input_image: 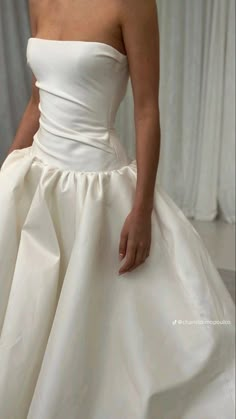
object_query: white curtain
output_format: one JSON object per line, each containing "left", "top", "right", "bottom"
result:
{"left": 116, "top": 0, "right": 235, "bottom": 223}
{"left": 0, "top": 0, "right": 31, "bottom": 161}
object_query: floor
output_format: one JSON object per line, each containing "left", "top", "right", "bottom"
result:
{"left": 190, "top": 219, "right": 235, "bottom": 303}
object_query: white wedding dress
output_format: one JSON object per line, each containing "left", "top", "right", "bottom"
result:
{"left": 0, "top": 37, "right": 235, "bottom": 419}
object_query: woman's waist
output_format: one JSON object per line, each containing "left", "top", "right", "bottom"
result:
{"left": 31, "top": 126, "right": 131, "bottom": 172}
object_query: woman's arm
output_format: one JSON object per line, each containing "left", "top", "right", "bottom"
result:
{"left": 7, "top": 0, "right": 40, "bottom": 154}
{"left": 118, "top": 0, "right": 161, "bottom": 275}
{"left": 122, "top": 0, "right": 161, "bottom": 213}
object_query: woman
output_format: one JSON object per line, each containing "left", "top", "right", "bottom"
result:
{"left": 0, "top": 0, "right": 235, "bottom": 418}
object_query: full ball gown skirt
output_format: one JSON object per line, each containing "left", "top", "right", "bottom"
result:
{"left": 0, "top": 38, "right": 235, "bottom": 419}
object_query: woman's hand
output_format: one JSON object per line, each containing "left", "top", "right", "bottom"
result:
{"left": 118, "top": 208, "right": 152, "bottom": 276}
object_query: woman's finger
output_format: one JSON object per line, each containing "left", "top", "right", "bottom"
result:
{"left": 119, "top": 232, "right": 128, "bottom": 260}
{"left": 119, "top": 239, "right": 137, "bottom": 274}
{"left": 128, "top": 244, "right": 147, "bottom": 271}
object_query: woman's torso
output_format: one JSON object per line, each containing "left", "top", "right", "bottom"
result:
{"left": 28, "top": 0, "right": 131, "bottom": 172}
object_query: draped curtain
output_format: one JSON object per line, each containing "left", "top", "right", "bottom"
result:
{"left": 0, "top": 0, "right": 31, "bottom": 161}
{"left": 0, "top": 0, "right": 235, "bottom": 223}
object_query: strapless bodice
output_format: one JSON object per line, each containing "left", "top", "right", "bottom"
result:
{"left": 26, "top": 38, "right": 132, "bottom": 171}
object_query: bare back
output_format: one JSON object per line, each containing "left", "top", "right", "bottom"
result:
{"left": 31, "top": 0, "right": 126, "bottom": 55}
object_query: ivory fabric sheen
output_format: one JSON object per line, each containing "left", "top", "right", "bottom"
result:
{"left": 0, "top": 38, "right": 235, "bottom": 419}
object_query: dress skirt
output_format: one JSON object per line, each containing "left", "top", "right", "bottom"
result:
{"left": 0, "top": 136, "right": 235, "bottom": 419}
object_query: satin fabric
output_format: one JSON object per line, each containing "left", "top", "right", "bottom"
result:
{"left": 0, "top": 38, "right": 235, "bottom": 419}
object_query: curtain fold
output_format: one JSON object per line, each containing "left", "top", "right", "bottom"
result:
{"left": 218, "top": 0, "right": 235, "bottom": 223}
{"left": 0, "top": 0, "right": 31, "bottom": 161}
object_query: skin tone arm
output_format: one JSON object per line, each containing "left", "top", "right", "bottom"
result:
{"left": 118, "top": 0, "right": 161, "bottom": 275}
{"left": 6, "top": 0, "right": 40, "bottom": 155}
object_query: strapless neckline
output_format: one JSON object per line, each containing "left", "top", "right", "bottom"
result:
{"left": 28, "top": 37, "right": 128, "bottom": 60}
